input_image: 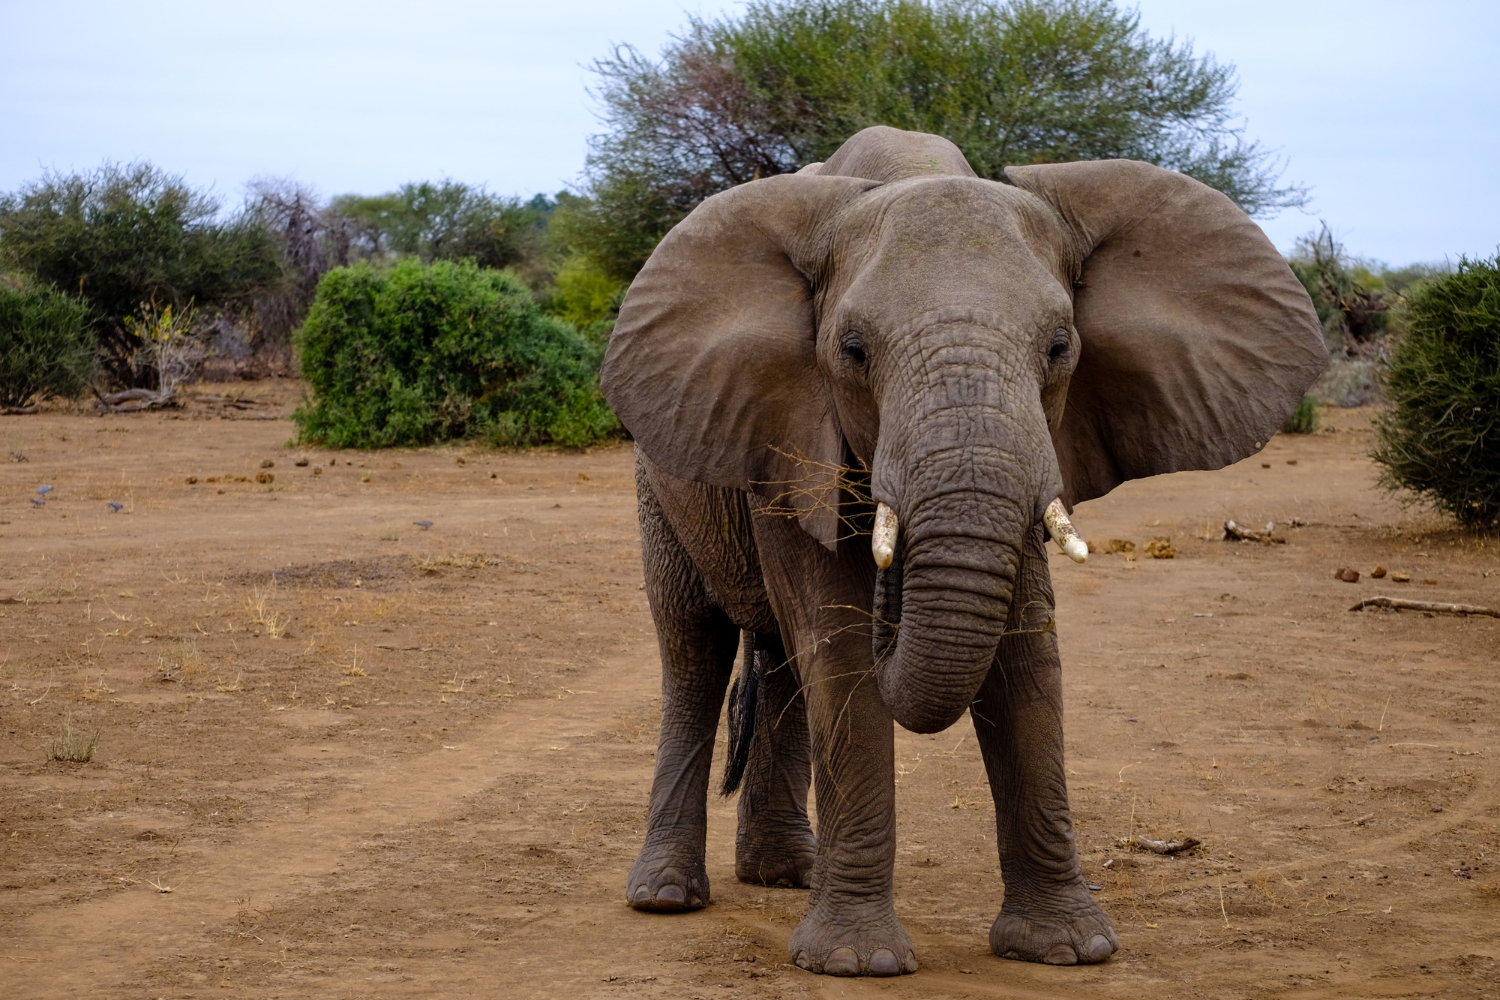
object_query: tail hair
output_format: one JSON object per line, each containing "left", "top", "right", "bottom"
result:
{"left": 720, "top": 631, "right": 767, "bottom": 796}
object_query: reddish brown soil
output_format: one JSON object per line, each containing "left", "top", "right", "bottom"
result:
{"left": 2, "top": 385, "right": 1497, "bottom": 999}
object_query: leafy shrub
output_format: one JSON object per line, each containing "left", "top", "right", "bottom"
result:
{"left": 0, "top": 275, "right": 93, "bottom": 409}
{"left": 293, "top": 259, "right": 619, "bottom": 449}
{"left": 0, "top": 162, "right": 284, "bottom": 383}
{"left": 544, "top": 253, "right": 626, "bottom": 334}
{"left": 1372, "top": 254, "right": 1500, "bottom": 527}
{"left": 1280, "top": 395, "right": 1320, "bottom": 434}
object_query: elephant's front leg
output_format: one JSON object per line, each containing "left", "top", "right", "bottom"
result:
{"left": 626, "top": 477, "right": 740, "bottom": 911}
{"left": 971, "top": 526, "right": 1118, "bottom": 964}
{"left": 753, "top": 513, "right": 917, "bottom": 977}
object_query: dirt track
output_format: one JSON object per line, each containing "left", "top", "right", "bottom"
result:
{"left": 2, "top": 383, "right": 1497, "bottom": 999}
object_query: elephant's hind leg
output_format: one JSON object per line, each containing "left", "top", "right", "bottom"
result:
{"left": 626, "top": 469, "right": 739, "bottom": 912}
{"left": 732, "top": 631, "right": 817, "bottom": 888}
{"left": 972, "top": 526, "right": 1118, "bottom": 964}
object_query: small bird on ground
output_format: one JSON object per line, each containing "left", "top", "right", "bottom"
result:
{"left": 36, "top": 485, "right": 53, "bottom": 495}
{"left": 108, "top": 501, "right": 124, "bottom": 512}
{"left": 413, "top": 519, "right": 434, "bottom": 530}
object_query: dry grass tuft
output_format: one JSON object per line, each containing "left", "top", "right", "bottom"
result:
{"left": 246, "top": 587, "right": 288, "bottom": 638}
{"left": 48, "top": 719, "right": 98, "bottom": 763}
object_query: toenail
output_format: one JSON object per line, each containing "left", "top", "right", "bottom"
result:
{"left": 903, "top": 951, "right": 919, "bottom": 973}
{"left": 823, "top": 947, "right": 860, "bottom": 976}
{"left": 1043, "top": 944, "right": 1078, "bottom": 965}
{"left": 631, "top": 885, "right": 651, "bottom": 904}
{"left": 1081, "top": 934, "right": 1114, "bottom": 962}
{"left": 655, "top": 884, "right": 685, "bottom": 905}
{"left": 868, "top": 949, "right": 900, "bottom": 976}
{"left": 794, "top": 951, "right": 812, "bottom": 970}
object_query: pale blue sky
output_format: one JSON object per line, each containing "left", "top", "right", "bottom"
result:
{"left": 2, "top": 1, "right": 1495, "bottom": 264}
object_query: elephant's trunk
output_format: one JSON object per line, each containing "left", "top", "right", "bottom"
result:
{"left": 866, "top": 335, "right": 1065, "bottom": 733}
{"left": 871, "top": 480, "right": 1030, "bottom": 734}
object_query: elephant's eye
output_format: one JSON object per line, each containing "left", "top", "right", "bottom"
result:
{"left": 1047, "top": 331, "right": 1071, "bottom": 363}
{"left": 841, "top": 337, "right": 868, "bottom": 366}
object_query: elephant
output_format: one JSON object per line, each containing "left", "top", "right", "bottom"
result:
{"left": 599, "top": 126, "right": 1326, "bottom": 977}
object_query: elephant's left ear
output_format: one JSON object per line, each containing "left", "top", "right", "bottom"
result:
{"left": 1005, "top": 160, "right": 1328, "bottom": 505}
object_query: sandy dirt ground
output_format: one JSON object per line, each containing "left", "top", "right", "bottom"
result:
{"left": 1, "top": 381, "right": 1497, "bottom": 999}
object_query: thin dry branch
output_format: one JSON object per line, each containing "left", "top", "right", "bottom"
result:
{"left": 1121, "top": 836, "right": 1201, "bottom": 855}
{"left": 752, "top": 446, "right": 875, "bottom": 541}
{"left": 1350, "top": 596, "right": 1499, "bottom": 618}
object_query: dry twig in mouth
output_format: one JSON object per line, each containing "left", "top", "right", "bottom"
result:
{"left": 1350, "top": 596, "right": 1499, "bottom": 618}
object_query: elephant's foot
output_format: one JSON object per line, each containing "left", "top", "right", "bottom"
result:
{"left": 626, "top": 839, "right": 708, "bottom": 912}
{"left": 788, "top": 897, "right": 918, "bottom": 976}
{"left": 736, "top": 826, "right": 816, "bottom": 888}
{"left": 989, "top": 888, "right": 1118, "bottom": 965}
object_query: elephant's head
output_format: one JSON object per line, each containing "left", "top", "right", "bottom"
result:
{"left": 601, "top": 126, "right": 1326, "bottom": 734}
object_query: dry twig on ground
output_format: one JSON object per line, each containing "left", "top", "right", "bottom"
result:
{"left": 1350, "top": 596, "right": 1499, "bottom": 618}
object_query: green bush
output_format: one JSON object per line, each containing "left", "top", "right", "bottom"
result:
{"left": 1372, "top": 253, "right": 1500, "bottom": 527}
{"left": 292, "top": 258, "right": 619, "bottom": 449}
{"left": 0, "top": 275, "right": 93, "bottom": 409}
{"left": 0, "top": 162, "right": 285, "bottom": 383}
{"left": 1280, "top": 395, "right": 1319, "bottom": 434}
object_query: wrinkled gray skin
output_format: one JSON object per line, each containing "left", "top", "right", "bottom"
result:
{"left": 600, "top": 127, "right": 1326, "bottom": 977}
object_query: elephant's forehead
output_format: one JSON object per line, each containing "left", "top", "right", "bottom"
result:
{"left": 837, "top": 176, "right": 1073, "bottom": 284}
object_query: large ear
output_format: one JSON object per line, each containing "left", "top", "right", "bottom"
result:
{"left": 601, "top": 174, "right": 880, "bottom": 548}
{"left": 1005, "top": 160, "right": 1328, "bottom": 506}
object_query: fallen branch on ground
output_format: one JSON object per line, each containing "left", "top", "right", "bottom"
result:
{"left": 93, "top": 387, "right": 179, "bottom": 413}
{"left": 1222, "top": 519, "right": 1285, "bottom": 544}
{"left": 1, "top": 404, "right": 39, "bottom": 415}
{"left": 1350, "top": 596, "right": 1500, "bottom": 618}
{"left": 1120, "top": 836, "right": 1201, "bottom": 855}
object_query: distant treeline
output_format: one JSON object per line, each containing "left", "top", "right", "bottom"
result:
{"left": 0, "top": 165, "right": 620, "bottom": 387}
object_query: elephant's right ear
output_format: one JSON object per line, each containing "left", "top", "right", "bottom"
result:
{"left": 601, "top": 175, "right": 880, "bottom": 548}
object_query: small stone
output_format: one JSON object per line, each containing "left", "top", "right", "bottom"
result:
{"left": 185, "top": 476, "right": 198, "bottom": 484}
{"left": 295, "top": 458, "right": 309, "bottom": 467}
{"left": 1286, "top": 459, "right": 1298, "bottom": 465}
{"left": 1261, "top": 462, "right": 1271, "bottom": 468}
{"left": 1391, "top": 571, "right": 1411, "bottom": 582}
{"left": 1334, "top": 567, "right": 1360, "bottom": 583}
{"left": 1422, "top": 578, "right": 1437, "bottom": 585}
{"left": 1370, "top": 566, "right": 1387, "bottom": 578}
{"left": 260, "top": 459, "right": 274, "bottom": 468}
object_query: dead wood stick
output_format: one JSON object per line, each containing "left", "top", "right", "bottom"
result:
{"left": 1121, "top": 836, "right": 1201, "bottom": 855}
{"left": 1350, "top": 596, "right": 1500, "bottom": 618}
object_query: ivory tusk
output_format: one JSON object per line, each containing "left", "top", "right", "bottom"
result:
{"left": 872, "top": 502, "right": 898, "bottom": 569}
{"left": 1044, "top": 498, "right": 1088, "bottom": 563}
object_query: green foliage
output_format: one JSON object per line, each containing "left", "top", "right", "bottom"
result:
{"left": 293, "top": 259, "right": 619, "bottom": 449}
{"left": 0, "top": 162, "right": 285, "bottom": 382}
{"left": 1280, "top": 395, "right": 1319, "bottom": 435}
{"left": 332, "top": 182, "right": 554, "bottom": 282}
{"left": 575, "top": 0, "right": 1306, "bottom": 281}
{"left": 1372, "top": 254, "right": 1500, "bottom": 527}
{"left": 545, "top": 254, "right": 627, "bottom": 333}
{"left": 0, "top": 274, "right": 94, "bottom": 409}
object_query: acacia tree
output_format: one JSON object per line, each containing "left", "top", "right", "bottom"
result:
{"left": 565, "top": 0, "right": 1307, "bottom": 281}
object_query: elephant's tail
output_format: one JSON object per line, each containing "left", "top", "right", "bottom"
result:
{"left": 720, "top": 630, "right": 772, "bottom": 796}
